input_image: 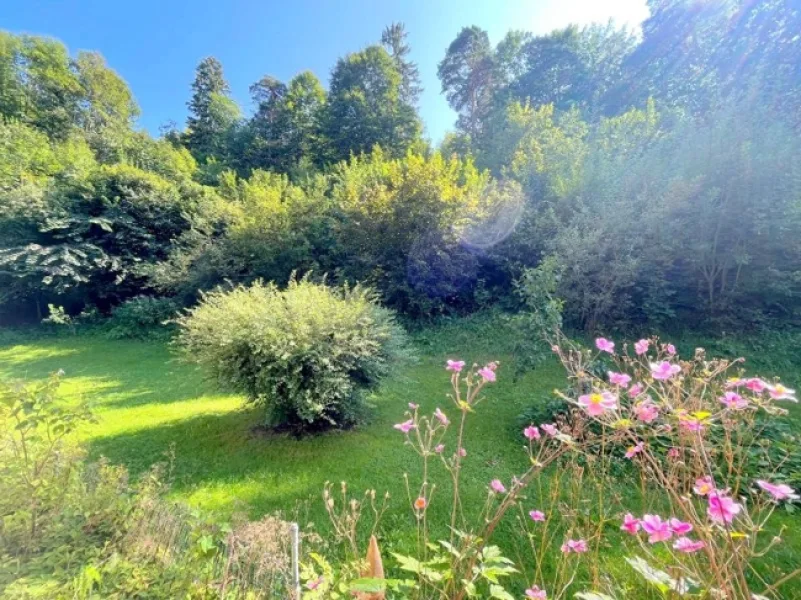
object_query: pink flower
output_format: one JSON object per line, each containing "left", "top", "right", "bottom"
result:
{"left": 529, "top": 510, "right": 546, "bottom": 522}
{"left": 446, "top": 360, "right": 465, "bottom": 373}
{"left": 608, "top": 371, "right": 631, "bottom": 388}
{"left": 679, "top": 419, "right": 704, "bottom": 433}
{"left": 524, "top": 425, "right": 541, "bottom": 441}
{"left": 666, "top": 343, "right": 676, "bottom": 355}
{"left": 669, "top": 518, "right": 693, "bottom": 535}
{"left": 560, "top": 539, "right": 588, "bottom": 553}
{"left": 525, "top": 585, "right": 547, "bottom": 599}
{"left": 541, "top": 423, "right": 558, "bottom": 437}
{"left": 433, "top": 407, "right": 449, "bottom": 426}
{"left": 434, "top": 444, "right": 445, "bottom": 453}
{"left": 650, "top": 361, "right": 681, "bottom": 380}
{"left": 578, "top": 391, "right": 618, "bottom": 416}
{"left": 768, "top": 383, "right": 797, "bottom": 402}
{"left": 595, "top": 338, "right": 615, "bottom": 353}
{"left": 635, "top": 339, "right": 650, "bottom": 355}
{"left": 641, "top": 515, "right": 672, "bottom": 543}
{"left": 307, "top": 576, "right": 324, "bottom": 590}
{"left": 757, "top": 480, "right": 800, "bottom": 501}
{"left": 490, "top": 479, "right": 506, "bottom": 494}
{"left": 633, "top": 400, "right": 659, "bottom": 423}
{"left": 673, "top": 537, "right": 705, "bottom": 553}
{"left": 625, "top": 441, "right": 644, "bottom": 459}
{"left": 458, "top": 447, "right": 467, "bottom": 457}
{"left": 667, "top": 447, "right": 680, "bottom": 459}
{"left": 478, "top": 366, "right": 496, "bottom": 382}
{"left": 628, "top": 382, "right": 645, "bottom": 398}
{"left": 621, "top": 513, "right": 640, "bottom": 535}
{"left": 707, "top": 492, "right": 742, "bottom": 524}
{"left": 393, "top": 419, "right": 415, "bottom": 433}
{"left": 693, "top": 476, "right": 715, "bottom": 496}
{"left": 719, "top": 391, "right": 748, "bottom": 410}
{"left": 408, "top": 403, "right": 419, "bottom": 410}
{"left": 745, "top": 378, "right": 768, "bottom": 393}
{"left": 726, "top": 378, "right": 746, "bottom": 389}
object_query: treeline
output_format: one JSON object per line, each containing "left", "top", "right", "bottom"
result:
{"left": 2, "top": 0, "right": 801, "bottom": 331}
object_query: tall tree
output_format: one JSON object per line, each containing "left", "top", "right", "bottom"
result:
{"left": 324, "top": 45, "right": 422, "bottom": 162}
{"left": 0, "top": 34, "right": 83, "bottom": 141}
{"left": 510, "top": 23, "right": 636, "bottom": 114}
{"left": 73, "top": 51, "right": 140, "bottom": 161}
{"left": 381, "top": 22, "right": 422, "bottom": 105}
{"left": 185, "top": 57, "right": 241, "bottom": 162}
{"left": 242, "top": 71, "right": 327, "bottom": 172}
{"left": 438, "top": 26, "right": 496, "bottom": 139}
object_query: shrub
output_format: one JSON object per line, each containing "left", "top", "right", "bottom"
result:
{"left": 176, "top": 276, "right": 410, "bottom": 431}
{"left": 105, "top": 295, "right": 179, "bottom": 339}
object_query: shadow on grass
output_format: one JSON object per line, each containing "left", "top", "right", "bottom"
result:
{"left": 0, "top": 336, "right": 215, "bottom": 409}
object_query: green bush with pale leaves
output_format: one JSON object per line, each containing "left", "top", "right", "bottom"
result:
{"left": 176, "top": 276, "right": 410, "bottom": 431}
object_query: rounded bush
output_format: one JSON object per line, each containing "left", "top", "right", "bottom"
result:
{"left": 176, "top": 277, "right": 409, "bottom": 432}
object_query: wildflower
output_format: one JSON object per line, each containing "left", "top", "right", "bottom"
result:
{"left": 628, "top": 382, "right": 645, "bottom": 398}
{"left": 524, "top": 425, "right": 541, "bottom": 441}
{"left": 434, "top": 444, "right": 445, "bottom": 453}
{"left": 669, "top": 518, "right": 693, "bottom": 535}
{"left": 414, "top": 497, "right": 427, "bottom": 510}
{"left": 719, "top": 391, "right": 748, "bottom": 410}
{"left": 490, "top": 479, "right": 506, "bottom": 494}
{"left": 578, "top": 391, "right": 618, "bottom": 416}
{"left": 673, "top": 537, "right": 705, "bottom": 553}
{"left": 595, "top": 338, "right": 615, "bottom": 353}
{"left": 625, "top": 441, "right": 644, "bottom": 459}
{"left": 666, "top": 344, "right": 676, "bottom": 355}
{"left": 561, "top": 539, "right": 588, "bottom": 553}
{"left": 478, "top": 366, "right": 496, "bottom": 382}
{"left": 650, "top": 361, "right": 681, "bottom": 380}
{"left": 768, "top": 383, "right": 797, "bottom": 402}
{"left": 433, "top": 407, "right": 449, "bottom": 426}
{"left": 393, "top": 419, "right": 415, "bottom": 433}
{"left": 541, "top": 423, "right": 558, "bottom": 437}
{"left": 525, "top": 585, "right": 547, "bottom": 599}
{"left": 641, "top": 515, "right": 672, "bottom": 543}
{"left": 307, "top": 576, "right": 324, "bottom": 590}
{"left": 693, "top": 476, "right": 715, "bottom": 496}
{"left": 458, "top": 447, "right": 467, "bottom": 457}
{"left": 608, "top": 371, "right": 631, "bottom": 388}
{"left": 635, "top": 339, "right": 650, "bottom": 355}
{"left": 745, "top": 378, "right": 768, "bottom": 393}
{"left": 408, "top": 403, "right": 419, "bottom": 410}
{"left": 726, "top": 378, "right": 746, "bottom": 389}
{"left": 757, "top": 480, "right": 800, "bottom": 501}
{"left": 667, "top": 447, "right": 680, "bottom": 459}
{"left": 621, "top": 513, "right": 641, "bottom": 535}
{"left": 529, "top": 510, "right": 546, "bottom": 522}
{"left": 707, "top": 492, "right": 742, "bottom": 524}
{"left": 446, "top": 360, "right": 465, "bottom": 373}
{"left": 633, "top": 400, "right": 659, "bottom": 423}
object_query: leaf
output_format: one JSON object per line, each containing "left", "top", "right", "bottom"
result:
{"left": 489, "top": 584, "right": 515, "bottom": 600}
{"left": 349, "top": 578, "right": 386, "bottom": 593}
{"left": 625, "top": 556, "right": 698, "bottom": 595}
{"left": 575, "top": 593, "right": 617, "bottom": 600}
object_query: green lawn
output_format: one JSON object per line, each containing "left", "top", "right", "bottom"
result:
{"left": 1, "top": 327, "right": 800, "bottom": 596}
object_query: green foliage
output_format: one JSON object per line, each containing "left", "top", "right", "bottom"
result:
{"left": 0, "top": 371, "right": 95, "bottom": 553}
{"left": 331, "top": 148, "right": 514, "bottom": 317}
{"left": 176, "top": 277, "right": 410, "bottom": 431}
{"left": 325, "top": 45, "right": 423, "bottom": 162}
{"left": 104, "top": 296, "right": 179, "bottom": 340}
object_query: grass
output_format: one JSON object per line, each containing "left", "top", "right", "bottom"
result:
{"left": 1, "top": 320, "right": 800, "bottom": 596}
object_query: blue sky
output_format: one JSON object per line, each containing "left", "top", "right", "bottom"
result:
{"left": 4, "top": 0, "right": 649, "bottom": 143}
